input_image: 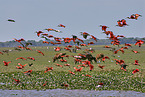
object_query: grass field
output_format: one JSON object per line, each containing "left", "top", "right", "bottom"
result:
{"left": 0, "top": 44, "right": 145, "bottom": 92}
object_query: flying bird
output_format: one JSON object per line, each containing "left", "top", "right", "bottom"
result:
{"left": 36, "top": 50, "right": 44, "bottom": 56}
{"left": 58, "top": 24, "right": 65, "bottom": 28}
{"left": 8, "top": 19, "right": 15, "bottom": 22}
{"left": 99, "top": 25, "right": 109, "bottom": 32}
{"left": 74, "top": 67, "right": 83, "bottom": 71}
{"left": 132, "top": 69, "right": 139, "bottom": 74}
{"left": 3, "top": 61, "right": 11, "bottom": 66}
{"left": 98, "top": 64, "right": 105, "bottom": 69}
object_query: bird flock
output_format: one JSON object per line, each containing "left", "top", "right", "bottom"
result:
{"left": 1, "top": 13, "right": 144, "bottom": 87}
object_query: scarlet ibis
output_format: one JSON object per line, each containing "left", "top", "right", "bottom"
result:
{"left": 120, "top": 64, "right": 128, "bottom": 71}
{"left": 132, "top": 69, "right": 139, "bottom": 74}
{"left": 68, "top": 70, "right": 75, "bottom": 75}
{"left": 98, "top": 64, "right": 105, "bottom": 69}
{"left": 12, "top": 78, "right": 20, "bottom": 84}
{"left": 58, "top": 24, "right": 65, "bottom": 28}
{"left": 133, "top": 60, "right": 140, "bottom": 65}
{"left": 132, "top": 50, "right": 139, "bottom": 54}
{"left": 24, "top": 70, "right": 32, "bottom": 73}
{"left": 82, "top": 74, "right": 92, "bottom": 77}
{"left": 99, "top": 25, "right": 109, "bottom": 32}
{"left": 36, "top": 50, "right": 44, "bottom": 56}
{"left": 44, "top": 67, "right": 53, "bottom": 73}
{"left": 35, "top": 31, "right": 43, "bottom": 37}
{"left": 74, "top": 67, "right": 83, "bottom": 71}
{"left": 3, "top": 61, "right": 11, "bottom": 66}
{"left": 16, "top": 57, "right": 26, "bottom": 60}
{"left": 80, "top": 32, "right": 90, "bottom": 39}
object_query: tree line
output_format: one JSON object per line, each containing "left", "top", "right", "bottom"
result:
{"left": 0, "top": 37, "right": 144, "bottom": 47}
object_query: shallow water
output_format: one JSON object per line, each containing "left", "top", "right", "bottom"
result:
{"left": 0, "top": 89, "right": 145, "bottom": 97}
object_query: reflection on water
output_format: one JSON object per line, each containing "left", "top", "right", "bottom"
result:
{"left": 0, "top": 89, "right": 145, "bottom": 97}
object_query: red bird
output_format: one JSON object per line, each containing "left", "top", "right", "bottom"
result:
{"left": 13, "top": 38, "right": 25, "bottom": 43}
{"left": 27, "top": 57, "right": 35, "bottom": 61}
{"left": 132, "top": 69, "right": 139, "bottom": 74}
{"left": 82, "top": 74, "right": 92, "bottom": 77}
{"left": 132, "top": 50, "right": 139, "bottom": 54}
{"left": 35, "top": 31, "right": 43, "bottom": 37}
{"left": 135, "top": 40, "right": 144, "bottom": 47}
{"left": 80, "top": 32, "right": 90, "bottom": 39}
{"left": 69, "top": 70, "right": 75, "bottom": 75}
{"left": 16, "top": 57, "right": 26, "bottom": 60}
{"left": 3, "top": 61, "right": 11, "bottom": 66}
{"left": 104, "top": 45, "right": 111, "bottom": 48}
{"left": 60, "top": 59, "right": 67, "bottom": 62}
{"left": 55, "top": 63, "right": 63, "bottom": 67}
{"left": 0, "top": 52, "right": 4, "bottom": 55}
{"left": 64, "top": 47, "right": 71, "bottom": 52}
{"left": 43, "top": 81, "right": 47, "bottom": 86}
{"left": 24, "top": 70, "right": 32, "bottom": 73}
{"left": 36, "top": 50, "right": 44, "bottom": 56}
{"left": 18, "top": 63, "right": 27, "bottom": 68}
{"left": 74, "top": 67, "right": 83, "bottom": 71}
{"left": 126, "top": 14, "right": 136, "bottom": 19}
{"left": 133, "top": 60, "right": 140, "bottom": 65}
{"left": 44, "top": 67, "right": 53, "bottom": 73}
{"left": 133, "top": 14, "right": 142, "bottom": 20}
{"left": 89, "top": 64, "right": 94, "bottom": 71}
{"left": 98, "top": 64, "right": 105, "bottom": 69}
{"left": 102, "top": 56, "right": 110, "bottom": 62}
{"left": 125, "top": 43, "right": 132, "bottom": 47}
{"left": 12, "top": 78, "right": 20, "bottom": 84}
{"left": 90, "top": 35, "right": 97, "bottom": 42}
{"left": 100, "top": 25, "right": 109, "bottom": 32}
{"left": 54, "top": 47, "right": 61, "bottom": 51}
{"left": 43, "top": 41, "right": 49, "bottom": 44}
{"left": 58, "top": 24, "right": 65, "bottom": 28}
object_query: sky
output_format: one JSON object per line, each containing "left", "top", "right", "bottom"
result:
{"left": 0, "top": 0, "right": 145, "bottom": 42}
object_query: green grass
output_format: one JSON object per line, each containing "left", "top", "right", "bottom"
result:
{"left": 0, "top": 44, "right": 145, "bottom": 92}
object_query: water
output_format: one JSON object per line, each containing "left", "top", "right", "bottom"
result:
{"left": 0, "top": 89, "right": 145, "bottom": 97}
